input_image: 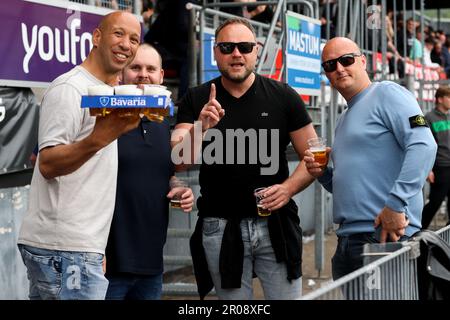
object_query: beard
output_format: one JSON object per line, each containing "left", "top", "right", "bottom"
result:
{"left": 218, "top": 64, "right": 254, "bottom": 83}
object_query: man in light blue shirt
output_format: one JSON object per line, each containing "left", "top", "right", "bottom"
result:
{"left": 305, "top": 37, "right": 437, "bottom": 280}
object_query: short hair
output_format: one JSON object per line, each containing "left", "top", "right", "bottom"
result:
{"left": 140, "top": 43, "right": 163, "bottom": 68}
{"left": 425, "top": 37, "right": 435, "bottom": 45}
{"left": 215, "top": 17, "right": 256, "bottom": 40}
{"left": 435, "top": 86, "right": 450, "bottom": 100}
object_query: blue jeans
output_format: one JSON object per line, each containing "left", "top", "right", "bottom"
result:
{"left": 332, "top": 233, "right": 409, "bottom": 280}
{"left": 18, "top": 244, "right": 108, "bottom": 300}
{"left": 105, "top": 273, "right": 163, "bottom": 300}
{"left": 202, "top": 217, "right": 302, "bottom": 300}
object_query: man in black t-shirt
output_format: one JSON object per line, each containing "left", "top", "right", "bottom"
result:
{"left": 105, "top": 44, "right": 194, "bottom": 300}
{"left": 173, "top": 18, "right": 318, "bottom": 300}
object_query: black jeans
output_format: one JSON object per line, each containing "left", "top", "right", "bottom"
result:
{"left": 332, "top": 233, "right": 409, "bottom": 280}
{"left": 332, "top": 233, "right": 377, "bottom": 280}
{"left": 422, "top": 166, "right": 450, "bottom": 229}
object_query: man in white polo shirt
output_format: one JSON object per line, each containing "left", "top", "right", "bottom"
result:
{"left": 17, "top": 11, "right": 141, "bottom": 300}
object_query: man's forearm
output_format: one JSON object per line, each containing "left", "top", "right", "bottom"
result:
{"left": 38, "top": 136, "right": 105, "bottom": 179}
{"left": 282, "top": 160, "right": 315, "bottom": 197}
{"left": 172, "top": 122, "right": 204, "bottom": 171}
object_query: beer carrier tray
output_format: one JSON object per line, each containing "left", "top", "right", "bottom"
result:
{"left": 81, "top": 95, "right": 174, "bottom": 116}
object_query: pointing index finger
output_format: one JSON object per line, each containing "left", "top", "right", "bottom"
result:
{"left": 209, "top": 83, "right": 216, "bottom": 101}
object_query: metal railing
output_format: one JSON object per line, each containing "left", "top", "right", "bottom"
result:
{"left": 435, "top": 224, "right": 450, "bottom": 244}
{"left": 302, "top": 225, "right": 450, "bottom": 300}
{"left": 301, "top": 242, "right": 420, "bottom": 300}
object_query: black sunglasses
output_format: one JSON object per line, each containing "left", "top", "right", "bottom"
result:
{"left": 215, "top": 42, "right": 256, "bottom": 54}
{"left": 321, "top": 53, "right": 362, "bottom": 72}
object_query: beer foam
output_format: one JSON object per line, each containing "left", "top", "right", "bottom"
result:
{"left": 143, "top": 84, "right": 167, "bottom": 95}
{"left": 88, "top": 85, "right": 114, "bottom": 96}
{"left": 114, "top": 85, "right": 143, "bottom": 95}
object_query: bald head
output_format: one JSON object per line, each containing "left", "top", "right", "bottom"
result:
{"left": 139, "top": 43, "right": 162, "bottom": 69}
{"left": 322, "top": 37, "right": 360, "bottom": 61}
{"left": 321, "top": 37, "right": 371, "bottom": 101}
{"left": 98, "top": 11, "right": 140, "bottom": 34}
{"left": 84, "top": 11, "right": 141, "bottom": 83}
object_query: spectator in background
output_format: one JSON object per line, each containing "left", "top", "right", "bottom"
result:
{"left": 436, "top": 30, "right": 447, "bottom": 46}
{"left": 396, "top": 18, "right": 416, "bottom": 58}
{"left": 241, "top": 0, "right": 274, "bottom": 24}
{"left": 385, "top": 13, "right": 403, "bottom": 75}
{"left": 431, "top": 41, "right": 450, "bottom": 78}
{"left": 431, "top": 41, "right": 444, "bottom": 65}
{"left": 422, "top": 86, "right": 450, "bottom": 229}
{"left": 445, "top": 37, "right": 450, "bottom": 78}
{"left": 424, "top": 37, "right": 442, "bottom": 70}
{"left": 320, "top": 0, "right": 337, "bottom": 39}
{"left": 423, "top": 24, "right": 432, "bottom": 38}
{"left": 141, "top": 0, "right": 155, "bottom": 34}
{"left": 409, "top": 28, "right": 423, "bottom": 63}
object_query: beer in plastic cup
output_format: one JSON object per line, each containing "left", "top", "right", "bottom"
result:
{"left": 170, "top": 179, "right": 188, "bottom": 209}
{"left": 307, "top": 137, "right": 328, "bottom": 167}
{"left": 254, "top": 187, "right": 271, "bottom": 217}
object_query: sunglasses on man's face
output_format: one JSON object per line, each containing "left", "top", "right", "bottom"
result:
{"left": 321, "top": 53, "right": 362, "bottom": 72}
{"left": 215, "top": 42, "right": 256, "bottom": 54}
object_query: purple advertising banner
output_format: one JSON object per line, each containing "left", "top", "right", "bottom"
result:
{"left": 0, "top": 0, "right": 113, "bottom": 87}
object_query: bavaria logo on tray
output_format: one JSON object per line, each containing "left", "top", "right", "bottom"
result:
{"left": 110, "top": 96, "right": 146, "bottom": 107}
{"left": 81, "top": 95, "right": 166, "bottom": 108}
{"left": 99, "top": 97, "right": 109, "bottom": 107}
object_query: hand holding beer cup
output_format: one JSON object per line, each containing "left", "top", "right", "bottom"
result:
{"left": 90, "top": 108, "right": 141, "bottom": 147}
{"left": 254, "top": 187, "right": 271, "bottom": 217}
{"left": 167, "top": 179, "right": 194, "bottom": 213}
{"left": 304, "top": 137, "right": 330, "bottom": 177}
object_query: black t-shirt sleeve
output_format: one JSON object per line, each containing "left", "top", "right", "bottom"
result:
{"left": 283, "top": 83, "right": 312, "bottom": 132}
{"left": 176, "top": 88, "right": 196, "bottom": 124}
